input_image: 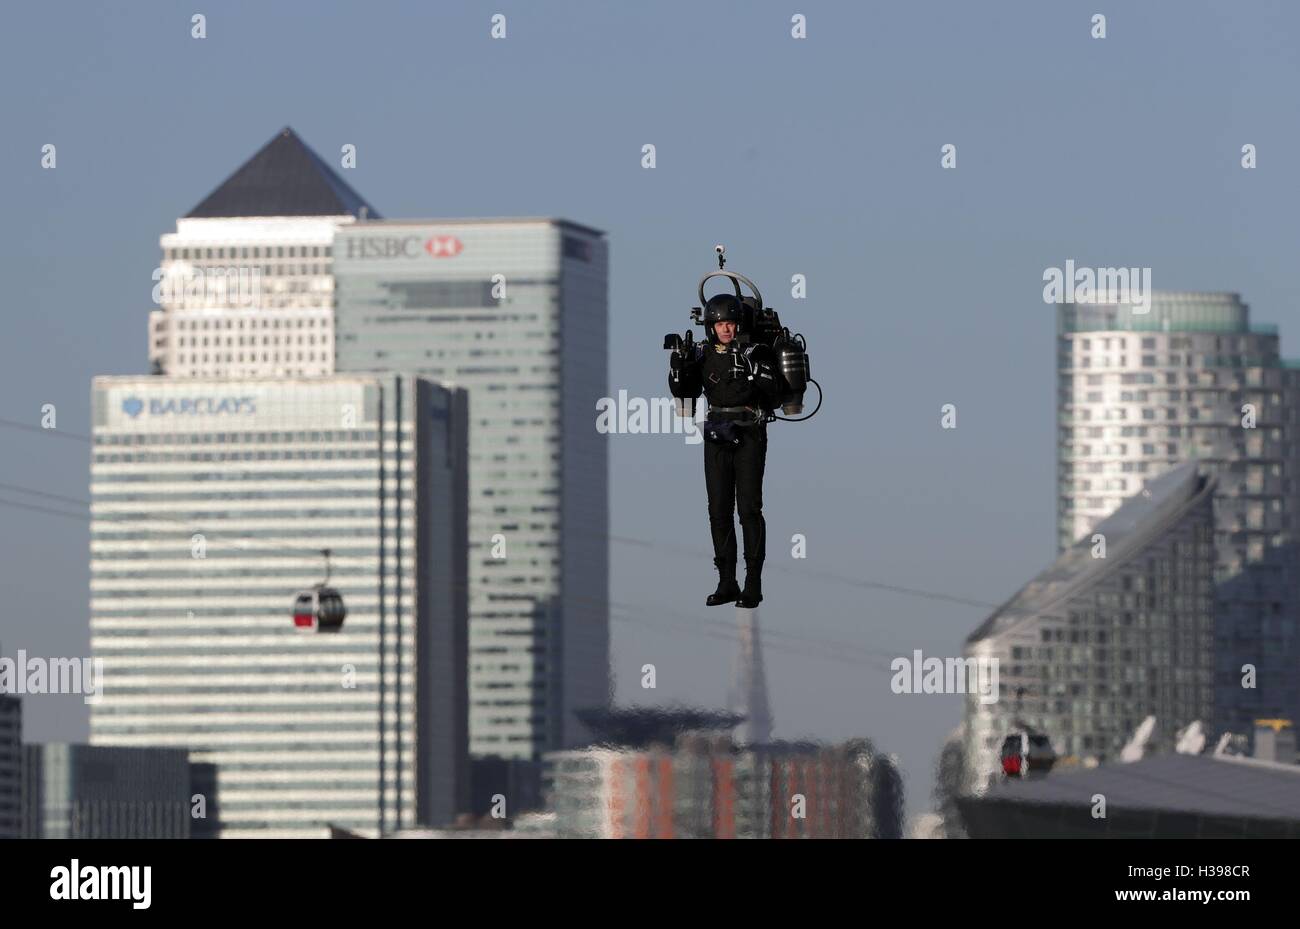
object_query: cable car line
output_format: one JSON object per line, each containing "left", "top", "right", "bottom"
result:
{"left": 0, "top": 466, "right": 995, "bottom": 654}
{"left": 0, "top": 486, "right": 954, "bottom": 668}
{"left": 610, "top": 534, "right": 998, "bottom": 608}
{"left": 0, "top": 494, "right": 90, "bottom": 522}
{"left": 0, "top": 417, "right": 92, "bottom": 442}
{"left": 0, "top": 418, "right": 996, "bottom": 610}
{"left": 0, "top": 453, "right": 996, "bottom": 612}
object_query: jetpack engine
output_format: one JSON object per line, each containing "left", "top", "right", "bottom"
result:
{"left": 664, "top": 245, "right": 821, "bottom": 423}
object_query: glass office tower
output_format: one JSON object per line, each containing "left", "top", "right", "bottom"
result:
{"left": 333, "top": 219, "right": 609, "bottom": 760}
{"left": 22, "top": 743, "right": 191, "bottom": 839}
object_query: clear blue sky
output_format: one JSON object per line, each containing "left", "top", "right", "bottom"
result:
{"left": 3, "top": 0, "right": 1299, "bottom": 821}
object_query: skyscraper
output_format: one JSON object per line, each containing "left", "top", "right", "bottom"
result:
{"left": 148, "top": 127, "right": 377, "bottom": 379}
{"left": 88, "top": 375, "right": 469, "bottom": 836}
{"left": 966, "top": 462, "right": 1218, "bottom": 782}
{"left": 0, "top": 692, "right": 19, "bottom": 839}
{"left": 332, "top": 219, "right": 610, "bottom": 759}
{"left": 1056, "top": 294, "right": 1300, "bottom": 735}
{"left": 23, "top": 744, "right": 192, "bottom": 839}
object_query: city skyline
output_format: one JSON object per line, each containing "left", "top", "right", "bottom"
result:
{"left": 6, "top": 1, "right": 1300, "bottom": 825}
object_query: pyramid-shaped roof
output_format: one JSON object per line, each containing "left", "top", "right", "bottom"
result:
{"left": 185, "top": 127, "right": 380, "bottom": 219}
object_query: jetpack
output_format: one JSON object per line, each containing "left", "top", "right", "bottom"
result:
{"left": 664, "top": 245, "right": 822, "bottom": 423}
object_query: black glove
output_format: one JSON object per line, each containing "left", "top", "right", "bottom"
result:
{"left": 669, "top": 345, "right": 703, "bottom": 401}
{"left": 669, "top": 345, "right": 702, "bottom": 372}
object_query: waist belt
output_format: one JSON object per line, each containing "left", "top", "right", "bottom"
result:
{"left": 707, "top": 405, "right": 764, "bottom": 422}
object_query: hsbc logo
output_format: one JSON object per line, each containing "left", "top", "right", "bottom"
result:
{"left": 424, "top": 236, "right": 462, "bottom": 257}
{"left": 344, "top": 235, "right": 464, "bottom": 260}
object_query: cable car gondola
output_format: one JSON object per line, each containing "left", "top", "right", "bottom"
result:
{"left": 292, "top": 549, "right": 347, "bottom": 633}
{"left": 1000, "top": 728, "right": 1056, "bottom": 778}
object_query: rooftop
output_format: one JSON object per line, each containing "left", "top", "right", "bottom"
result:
{"left": 972, "top": 751, "right": 1300, "bottom": 821}
{"left": 1057, "top": 292, "right": 1263, "bottom": 334}
{"left": 186, "top": 127, "right": 379, "bottom": 220}
{"left": 337, "top": 216, "right": 606, "bottom": 237}
{"left": 968, "top": 462, "right": 1215, "bottom": 644}
{"left": 574, "top": 705, "right": 743, "bottom": 748}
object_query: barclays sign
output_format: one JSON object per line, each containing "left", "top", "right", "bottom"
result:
{"left": 122, "top": 396, "right": 256, "bottom": 417}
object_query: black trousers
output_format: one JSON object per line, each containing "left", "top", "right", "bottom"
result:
{"left": 703, "top": 421, "right": 767, "bottom": 574}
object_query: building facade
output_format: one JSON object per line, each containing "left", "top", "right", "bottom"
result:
{"left": 147, "top": 127, "right": 377, "bottom": 379}
{"left": 546, "top": 734, "right": 903, "bottom": 839}
{"left": 966, "top": 462, "right": 1218, "bottom": 783}
{"left": 0, "top": 694, "right": 19, "bottom": 839}
{"left": 88, "top": 374, "right": 468, "bottom": 837}
{"left": 22, "top": 744, "right": 191, "bottom": 839}
{"left": 1056, "top": 294, "right": 1300, "bottom": 735}
{"left": 333, "top": 219, "right": 609, "bottom": 759}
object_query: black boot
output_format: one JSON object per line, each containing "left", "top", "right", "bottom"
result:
{"left": 736, "top": 561, "right": 763, "bottom": 608}
{"left": 707, "top": 560, "right": 741, "bottom": 606}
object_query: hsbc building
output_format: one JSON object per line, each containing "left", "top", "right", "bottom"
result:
{"left": 333, "top": 218, "right": 609, "bottom": 761}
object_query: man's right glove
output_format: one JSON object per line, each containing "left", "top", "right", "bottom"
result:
{"left": 669, "top": 345, "right": 702, "bottom": 372}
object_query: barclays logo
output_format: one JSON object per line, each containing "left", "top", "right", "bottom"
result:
{"left": 120, "top": 396, "right": 256, "bottom": 418}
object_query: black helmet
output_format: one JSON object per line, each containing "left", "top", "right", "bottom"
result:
{"left": 703, "top": 293, "right": 744, "bottom": 342}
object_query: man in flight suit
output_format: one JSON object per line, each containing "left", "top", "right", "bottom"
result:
{"left": 669, "top": 292, "right": 784, "bottom": 608}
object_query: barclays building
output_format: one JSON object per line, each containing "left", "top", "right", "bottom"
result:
{"left": 88, "top": 374, "right": 469, "bottom": 837}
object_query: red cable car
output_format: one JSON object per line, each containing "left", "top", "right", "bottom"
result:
{"left": 293, "top": 549, "right": 347, "bottom": 633}
{"left": 1000, "top": 730, "right": 1057, "bottom": 778}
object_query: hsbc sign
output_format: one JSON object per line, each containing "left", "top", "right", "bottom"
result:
{"left": 344, "top": 235, "right": 465, "bottom": 260}
{"left": 424, "top": 235, "right": 463, "bottom": 257}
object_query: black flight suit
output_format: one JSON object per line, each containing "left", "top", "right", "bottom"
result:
{"left": 675, "top": 339, "right": 784, "bottom": 600}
